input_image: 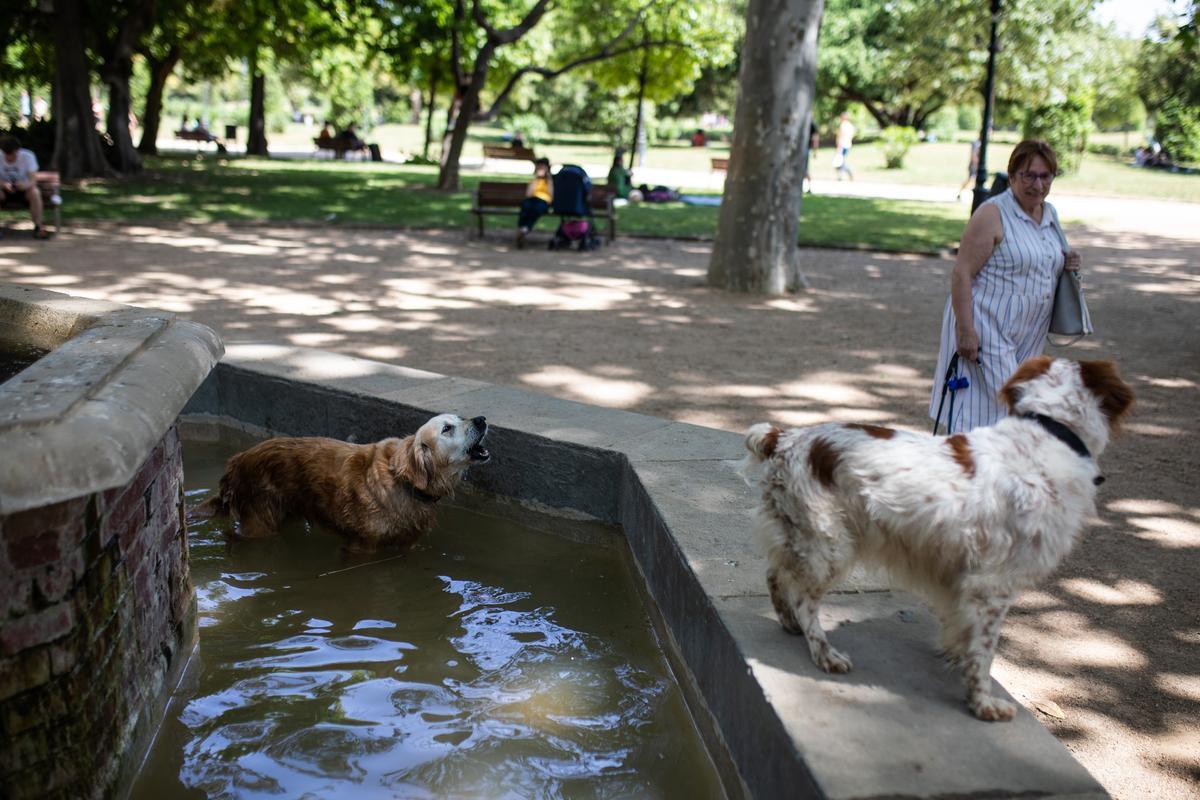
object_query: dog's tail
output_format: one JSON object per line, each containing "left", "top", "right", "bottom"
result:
{"left": 744, "top": 423, "right": 783, "bottom": 462}
{"left": 738, "top": 423, "right": 784, "bottom": 487}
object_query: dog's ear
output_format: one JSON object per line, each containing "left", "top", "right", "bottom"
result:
{"left": 397, "top": 436, "right": 434, "bottom": 491}
{"left": 1078, "top": 360, "right": 1135, "bottom": 431}
{"left": 999, "top": 355, "right": 1055, "bottom": 411}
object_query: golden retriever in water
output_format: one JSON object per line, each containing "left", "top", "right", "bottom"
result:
{"left": 197, "top": 414, "right": 490, "bottom": 550}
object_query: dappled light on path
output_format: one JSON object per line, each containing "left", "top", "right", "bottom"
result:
{"left": 2, "top": 221, "right": 1198, "bottom": 797}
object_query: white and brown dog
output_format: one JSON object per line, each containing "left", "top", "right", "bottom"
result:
{"left": 740, "top": 357, "right": 1134, "bottom": 721}
{"left": 197, "top": 414, "right": 490, "bottom": 551}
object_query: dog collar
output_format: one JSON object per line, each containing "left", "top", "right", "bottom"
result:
{"left": 403, "top": 482, "right": 441, "bottom": 504}
{"left": 1020, "top": 413, "right": 1105, "bottom": 486}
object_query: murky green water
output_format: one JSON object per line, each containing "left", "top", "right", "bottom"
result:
{"left": 134, "top": 433, "right": 724, "bottom": 799}
{"left": 0, "top": 342, "right": 48, "bottom": 385}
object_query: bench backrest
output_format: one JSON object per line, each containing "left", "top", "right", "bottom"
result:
{"left": 483, "top": 144, "right": 536, "bottom": 159}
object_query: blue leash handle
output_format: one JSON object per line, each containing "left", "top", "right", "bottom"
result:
{"left": 933, "top": 353, "right": 972, "bottom": 435}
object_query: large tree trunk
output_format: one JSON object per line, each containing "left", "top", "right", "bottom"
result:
{"left": 423, "top": 71, "right": 437, "bottom": 161}
{"left": 708, "top": 0, "right": 825, "bottom": 294}
{"left": 629, "top": 41, "right": 648, "bottom": 170}
{"left": 104, "top": 57, "right": 142, "bottom": 174}
{"left": 51, "top": 0, "right": 112, "bottom": 179}
{"left": 246, "top": 51, "right": 269, "bottom": 157}
{"left": 139, "top": 46, "right": 180, "bottom": 155}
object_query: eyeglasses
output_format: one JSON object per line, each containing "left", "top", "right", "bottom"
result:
{"left": 1017, "top": 170, "right": 1058, "bottom": 185}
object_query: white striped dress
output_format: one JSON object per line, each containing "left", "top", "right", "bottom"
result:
{"left": 929, "top": 189, "right": 1065, "bottom": 433}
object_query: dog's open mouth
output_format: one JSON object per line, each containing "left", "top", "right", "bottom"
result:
{"left": 468, "top": 443, "right": 490, "bottom": 461}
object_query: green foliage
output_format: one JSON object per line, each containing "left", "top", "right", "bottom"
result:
{"left": 924, "top": 107, "right": 958, "bottom": 142}
{"left": 818, "top": 0, "right": 1106, "bottom": 130}
{"left": 56, "top": 155, "right": 965, "bottom": 253}
{"left": 1138, "top": 15, "right": 1200, "bottom": 111}
{"left": 1022, "top": 92, "right": 1094, "bottom": 174}
{"left": 957, "top": 104, "right": 982, "bottom": 133}
{"left": 880, "top": 126, "right": 920, "bottom": 168}
{"left": 505, "top": 112, "right": 550, "bottom": 142}
{"left": 1154, "top": 97, "right": 1200, "bottom": 163}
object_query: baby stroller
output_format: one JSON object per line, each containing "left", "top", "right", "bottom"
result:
{"left": 549, "top": 164, "right": 601, "bottom": 251}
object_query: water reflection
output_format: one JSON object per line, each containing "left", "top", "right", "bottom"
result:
{"left": 136, "top": 438, "right": 722, "bottom": 799}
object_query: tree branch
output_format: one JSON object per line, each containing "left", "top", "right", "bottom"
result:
{"left": 474, "top": 0, "right": 671, "bottom": 122}
{"left": 452, "top": 0, "right": 467, "bottom": 88}
{"left": 474, "top": 0, "right": 555, "bottom": 45}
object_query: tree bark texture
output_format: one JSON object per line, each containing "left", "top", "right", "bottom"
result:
{"left": 139, "top": 47, "right": 180, "bottom": 155}
{"left": 246, "top": 52, "right": 268, "bottom": 157}
{"left": 104, "top": 58, "right": 142, "bottom": 173}
{"left": 436, "top": 79, "right": 482, "bottom": 190}
{"left": 708, "top": 0, "right": 825, "bottom": 294}
{"left": 51, "top": 0, "right": 113, "bottom": 179}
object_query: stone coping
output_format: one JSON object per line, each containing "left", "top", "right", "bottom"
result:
{"left": 0, "top": 284, "right": 223, "bottom": 514}
{"left": 183, "top": 343, "right": 1107, "bottom": 800}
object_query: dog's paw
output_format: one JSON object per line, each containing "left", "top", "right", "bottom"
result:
{"left": 969, "top": 695, "right": 1016, "bottom": 722}
{"left": 813, "top": 645, "right": 853, "bottom": 674}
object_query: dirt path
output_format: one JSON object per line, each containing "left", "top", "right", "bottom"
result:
{"left": 2, "top": 221, "right": 1197, "bottom": 798}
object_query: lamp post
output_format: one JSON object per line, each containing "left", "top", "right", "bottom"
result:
{"left": 972, "top": 0, "right": 1002, "bottom": 213}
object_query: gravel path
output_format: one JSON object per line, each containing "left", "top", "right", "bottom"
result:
{"left": 2, "top": 217, "right": 1197, "bottom": 798}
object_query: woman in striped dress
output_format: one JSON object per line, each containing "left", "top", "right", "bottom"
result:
{"left": 930, "top": 140, "right": 1082, "bottom": 433}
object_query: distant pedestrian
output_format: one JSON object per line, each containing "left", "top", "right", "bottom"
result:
{"left": 804, "top": 120, "right": 820, "bottom": 192}
{"left": 607, "top": 148, "right": 632, "bottom": 199}
{"left": 691, "top": 128, "right": 707, "bottom": 147}
{"left": 835, "top": 112, "right": 855, "bottom": 181}
{"left": 957, "top": 138, "right": 982, "bottom": 200}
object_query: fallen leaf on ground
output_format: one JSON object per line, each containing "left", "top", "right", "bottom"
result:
{"left": 1032, "top": 699, "right": 1066, "bottom": 719}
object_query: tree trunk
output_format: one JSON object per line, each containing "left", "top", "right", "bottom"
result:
{"left": 246, "top": 51, "right": 269, "bottom": 157}
{"left": 438, "top": 89, "right": 464, "bottom": 178}
{"left": 139, "top": 47, "right": 181, "bottom": 155}
{"left": 51, "top": 0, "right": 112, "bottom": 179}
{"left": 629, "top": 39, "right": 648, "bottom": 170}
{"left": 104, "top": 57, "right": 142, "bottom": 174}
{"left": 436, "top": 82, "right": 481, "bottom": 190}
{"left": 708, "top": 0, "right": 825, "bottom": 294}
{"left": 423, "top": 71, "right": 438, "bottom": 161}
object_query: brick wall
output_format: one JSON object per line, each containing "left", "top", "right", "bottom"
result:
{"left": 0, "top": 424, "right": 195, "bottom": 799}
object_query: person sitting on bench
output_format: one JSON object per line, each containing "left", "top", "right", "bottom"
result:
{"left": 516, "top": 157, "right": 553, "bottom": 248}
{"left": 0, "top": 135, "right": 49, "bottom": 239}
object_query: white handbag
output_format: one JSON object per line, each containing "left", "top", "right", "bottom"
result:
{"left": 1047, "top": 208, "right": 1093, "bottom": 346}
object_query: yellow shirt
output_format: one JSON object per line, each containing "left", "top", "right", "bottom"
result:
{"left": 531, "top": 177, "right": 552, "bottom": 203}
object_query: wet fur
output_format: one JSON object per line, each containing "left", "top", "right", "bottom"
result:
{"left": 197, "top": 414, "right": 487, "bottom": 551}
{"left": 739, "top": 358, "right": 1133, "bottom": 721}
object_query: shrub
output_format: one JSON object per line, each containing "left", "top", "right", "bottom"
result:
{"left": 880, "top": 125, "right": 919, "bottom": 168}
{"left": 957, "top": 104, "right": 982, "bottom": 132}
{"left": 1022, "top": 93, "right": 1094, "bottom": 174}
{"left": 1154, "top": 98, "right": 1200, "bottom": 164}
{"left": 504, "top": 113, "right": 549, "bottom": 144}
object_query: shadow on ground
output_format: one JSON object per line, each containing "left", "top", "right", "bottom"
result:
{"left": 1, "top": 221, "right": 1197, "bottom": 797}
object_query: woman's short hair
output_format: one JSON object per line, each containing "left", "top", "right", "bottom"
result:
{"left": 534, "top": 157, "right": 550, "bottom": 169}
{"left": 1007, "top": 139, "right": 1058, "bottom": 178}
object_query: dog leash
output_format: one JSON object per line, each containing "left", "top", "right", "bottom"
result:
{"left": 932, "top": 353, "right": 972, "bottom": 435}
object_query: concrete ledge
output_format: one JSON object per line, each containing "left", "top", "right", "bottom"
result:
{"left": 0, "top": 284, "right": 224, "bottom": 514}
{"left": 184, "top": 343, "right": 1107, "bottom": 800}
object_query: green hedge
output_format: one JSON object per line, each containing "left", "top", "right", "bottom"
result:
{"left": 1022, "top": 93, "right": 1094, "bottom": 174}
{"left": 1155, "top": 98, "right": 1200, "bottom": 164}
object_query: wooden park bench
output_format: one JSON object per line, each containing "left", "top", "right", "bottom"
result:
{"left": 482, "top": 144, "right": 537, "bottom": 163}
{"left": 710, "top": 157, "right": 729, "bottom": 171}
{"left": 314, "top": 137, "right": 369, "bottom": 160}
{"left": 471, "top": 181, "right": 616, "bottom": 242}
{"left": 1, "top": 171, "right": 62, "bottom": 233}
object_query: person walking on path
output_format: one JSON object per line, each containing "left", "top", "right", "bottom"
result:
{"left": 804, "top": 120, "right": 820, "bottom": 192}
{"left": 516, "top": 158, "right": 554, "bottom": 248}
{"left": 957, "top": 137, "right": 982, "bottom": 200}
{"left": 0, "top": 135, "right": 49, "bottom": 239}
{"left": 930, "top": 139, "right": 1080, "bottom": 432}
{"left": 835, "top": 112, "right": 855, "bottom": 181}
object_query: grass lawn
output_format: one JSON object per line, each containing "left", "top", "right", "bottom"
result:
{"left": 62, "top": 156, "right": 966, "bottom": 253}
{"left": 242, "top": 122, "right": 1200, "bottom": 203}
